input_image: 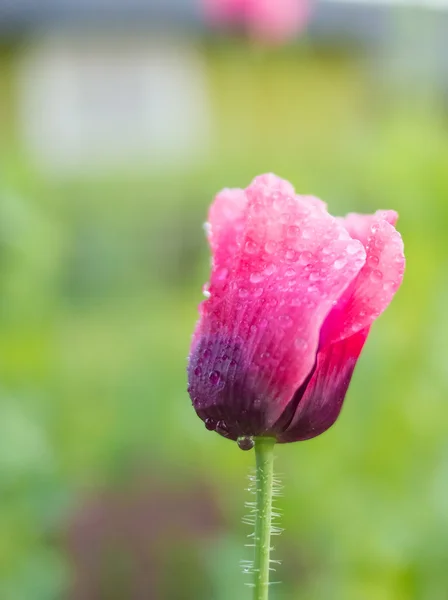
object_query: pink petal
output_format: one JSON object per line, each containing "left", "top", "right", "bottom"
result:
{"left": 340, "top": 210, "right": 398, "bottom": 246}
{"left": 277, "top": 327, "right": 369, "bottom": 443}
{"left": 247, "top": 0, "right": 311, "bottom": 43}
{"left": 189, "top": 174, "right": 366, "bottom": 434}
{"left": 207, "top": 188, "right": 248, "bottom": 289}
{"left": 322, "top": 212, "right": 405, "bottom": 345}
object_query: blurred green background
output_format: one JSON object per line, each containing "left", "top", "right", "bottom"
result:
{"left": 1, "top": 2, "right": 448, "bottom": 599}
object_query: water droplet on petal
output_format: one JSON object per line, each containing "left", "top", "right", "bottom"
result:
{"left": 264, "top": 264, "right": 276, "bottom": 276}
{"left": 216, "top": 420, "right": 229, "bottom": 436}
{"left": 237, "top": 436, "right": 254, "bottom": 451}
{"left": 239, "top": 287, "right": 249, "bottom": 298}
{"left": 298, "top": 251, "right": 313, "bottom": 266}
{"left": 245, "top": 240, "right": 257, "bottom": 254}
{"left": 285, "top": 268, "right": 296, "bottom": 278}
{"left": 216, "top": 267, "right": 228, "bottom": 281}
{"left": 309, "top": 272, "right": 320, "bottom": 282}
{"left": 368, "top": 255, "right": 380, "bottom": 267}
{"left": 194, "top": 366, "right": 202, "bottom": 377}
{"left": 287, "top": 225, "right": 300, "bottom": 238}
{"left": 265, "top": 241, "right": 277, "bottom": 254}
{"left": 250, "top": 272, "right": 265, "bottom": 284}
{"left": 253, "top": 287, "right": 263, "bottom": 297}
{"left": 383, "top": 280, "right": 396, "bottom": 292}
{"left": 334, "top": 258, "right": 347, "bottom": 270}
{"left": 370, "top": 269, "right": 383, "bottom": 283}
{"left": 260, "top": 318, "right": 269, "bottom": 328}
{"left": 250, "top": 325, "right": 258, "bottom": 334}
{"left": 294, "top": 338, "right": 308, "bottom": 350}
{"left": 205, "top": 418, "right": 216, "bottom": 431}
{"left": 209, "top": 370, "right": 221, "bottom": 385}
{"left": 203, "top": 348, "right": 212, "bottom": 359}
{"left": 347, "top": 242, "right": 359, "bottom": 255}
{"left": 285, "top": 249, "right": 297, "bottom": 262}
{"left": 279, "top": 315, "right": 293, "bottom": 327}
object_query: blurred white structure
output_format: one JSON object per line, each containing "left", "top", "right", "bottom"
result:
{"left": 0, "top": 0, "right": 446, "bottom": 175}
{"left": 15, "top": 33, "right": 211, "bottom": 175}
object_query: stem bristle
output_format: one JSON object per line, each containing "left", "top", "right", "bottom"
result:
{"left": 241, "top": 438, "right": 282, "bottom": 599}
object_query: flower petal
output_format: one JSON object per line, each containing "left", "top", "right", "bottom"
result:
{"left": 277, "top": 327, "right": 369, "bottom": 443}
{"left": 188, "top": 174, "right": 366, "bottom": 437}
{"left": 322, "top": 212, "right": 405, "bottom": 345}
{"left": 339, "top": 210, "right": 398, "bottom": 246}
{"left": 207, "top": 187, "right": 248, "bottom": 286}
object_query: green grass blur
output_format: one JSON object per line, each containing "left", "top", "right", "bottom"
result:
{"left": 1, "top": 38, "right": 448, "bottom": 599}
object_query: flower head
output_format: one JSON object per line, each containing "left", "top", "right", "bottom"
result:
{"left": 187, "top": 174, "right": 405, "bottom": 444}
{"left": 202, "top": 0, "right": 311, "bottom": 44}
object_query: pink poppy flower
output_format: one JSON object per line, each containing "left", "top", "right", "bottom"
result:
{"left": 187, "top": 174, "right": 405, "bottom": 444}
{"left": 202, "top": 0, "right": 311, "bottom": 44}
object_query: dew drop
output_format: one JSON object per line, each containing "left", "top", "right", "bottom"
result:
{"left": 250, "top": 272, "right": 265, "bottom": 284}
{"left": 239, "top": 287, "right": 249, "bottom": 298}
{"left": 285, "top": 268, "right": 296, "bottom": 278}
{"left": 370, "top": 269, "right": 383, "bottom": 283}
{"left": 287, "top": 225, "right": 300, "bottom": 238}
{"left": 383, "top": 280, "right": 396, "bottom": 292}
{"left": 294, "top": 338, "right": 308, "bottom": 350}
{"left": 194, "top": 366, "right": 202, "bottom": 377}
{"left": 216, "top": 267, "right": 228, "bottom": 281}
{"left": 307, "top": 284, "right": 318, "bottom": 293}
{"left": 205, "top": 418, "right": 216, "bottom": 431}
{"left": 301, "top": 229, "right": 312, "bottom": 239}
{"left": 265, "top": 241, "right": 277, "bottom": 254}
{"left": 216, "top": 420, "right": 229, "bottom": 436}
{"left": 334, "top": 258, "right": 347, "bottom": 270}
{"left": 253, "top": 287, "right": 263, "bottom": 297}
{"left": 263, "top": 264, "right": 276, "bottom": 276}
{"left": 203, "top": 348, "right": 212, "bottom": 359}
{"left": 273, "top": 196, "right": 286, "bottom": 211}
{"left": 209, "top": 370, "right": 221, "bottom": 385}
{"left": 245, "top": 240, "right": 257, "bottom": 254}
{"left": 250, "top": 324, "right": 258, "bottom": 334}
{"left": 347, "top": 242, "right": 359, "bottom": 255}
{"left": 285, "top": 249, "right": 297, "bottom": 262}
{"left": 268, "top": 298, "right": 278, "bottom": 307}
{"left": 260, "top": 318, "right": 269, "bottom": 328}
{"left": 298, "top": 251, "right": 312, "bottom": 266}
{"left": 279, "top": 314, "right": 293, "bottom": 327}
{"left": 237, "top": 436, "right": 254, "bottom": 451}
{"left": 309, "top": 272, "right": 320, "bottom": 282}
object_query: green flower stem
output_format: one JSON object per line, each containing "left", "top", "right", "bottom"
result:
{"left": 253, "top": 437, "right": 276, "bottom": 600}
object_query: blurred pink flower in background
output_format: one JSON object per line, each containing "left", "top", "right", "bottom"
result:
{"left": 202, "top": 0, "right": 311, "bottom": 44}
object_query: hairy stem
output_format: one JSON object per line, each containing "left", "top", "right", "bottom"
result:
{"left": 253, "top": 437, "right": 276, "bottom": 600}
